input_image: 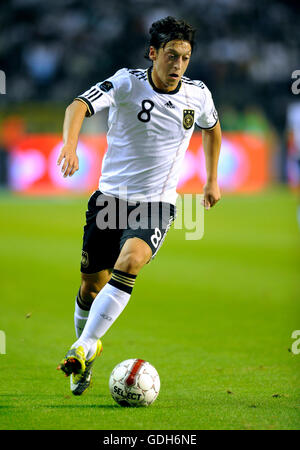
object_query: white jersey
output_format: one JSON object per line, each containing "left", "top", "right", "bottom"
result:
{"left": 75, "top": 67, "right": 218, "bottom": 205}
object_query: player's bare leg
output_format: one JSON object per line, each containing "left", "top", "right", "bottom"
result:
{"left": 81, "top": 269, "right": 113, "bottom": 303}
{"left": 114, "top": 237, "right": 152, "bottom": 275}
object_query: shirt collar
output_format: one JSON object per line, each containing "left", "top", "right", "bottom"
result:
{"left": 147, "top": 67, "right": 181, "bottom": 95}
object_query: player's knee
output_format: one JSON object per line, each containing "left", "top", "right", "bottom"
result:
{"left": 115, "top": 251, "right": 149, "bottom": 274}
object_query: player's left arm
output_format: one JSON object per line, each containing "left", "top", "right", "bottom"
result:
{"left": 202, "top": 120, "right": 222, "bottom": 209}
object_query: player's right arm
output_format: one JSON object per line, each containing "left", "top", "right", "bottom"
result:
{"left": 57, "top": 100, "right": 87, "bottom": 177}
{"left": 57, "top": 69, "right": 131, "bottom": 177}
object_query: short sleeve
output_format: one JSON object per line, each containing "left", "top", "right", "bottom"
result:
{"left": 74, "top": 68, "right": 132, "bottom": 117}
{"left": 195, "top": 84, "right": 219, "bottom": 129}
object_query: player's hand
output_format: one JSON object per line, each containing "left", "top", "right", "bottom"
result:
{"left": 202, "top": 180, "right": 221, "bottom": 209}
{"left": 57, "top": 145, "right": 79, "bottom": 177}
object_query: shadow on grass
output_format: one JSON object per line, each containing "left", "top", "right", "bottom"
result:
{"left": 0, "top": 394, "right": 120, "bottom": 410}
{"left": 0, "top": 403, "right": 120, "bottom": 410}
{"left": 43, "top": 404, "right": 119, "bottom": 409}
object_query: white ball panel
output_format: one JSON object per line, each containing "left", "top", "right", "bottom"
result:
{"left": 154, "top": 375, "right": 160, "bottom": 393}
{"left": 138, "top": 373, "right": 154, "bottom": 391}
{"left": 113, "top": 366, "right": 128, "bottom": 381}
{"left": 144, "top": 388, "right": 157, "bottom": 404}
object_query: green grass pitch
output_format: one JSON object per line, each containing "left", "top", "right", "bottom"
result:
{"left": 0, "top": 187, "right": 299, "bottom": 430}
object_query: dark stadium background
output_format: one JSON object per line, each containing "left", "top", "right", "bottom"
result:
{"left": 0, "top": 0, "right": 299, "bottom": 432}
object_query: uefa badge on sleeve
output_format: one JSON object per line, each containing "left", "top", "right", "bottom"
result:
{"left": 183, "top": 109, "right": 195, "bottom": 130}
{"left": 99, "top": 81, "right": 114, "bottom": 92}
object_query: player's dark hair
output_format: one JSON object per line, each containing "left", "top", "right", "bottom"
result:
{"left": 144, "top": 16, "right": 196, "bottom": 60}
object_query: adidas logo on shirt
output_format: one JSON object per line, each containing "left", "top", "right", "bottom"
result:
{"left": 164, "top": 101, "right": 175, "bottom": 109}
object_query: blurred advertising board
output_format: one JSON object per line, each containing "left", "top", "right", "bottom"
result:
{"left": 8, "top": 133, "right": 269, "bottom": 194}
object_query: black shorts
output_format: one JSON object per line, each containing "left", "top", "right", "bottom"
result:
{"left": 80, "top": 190, "right": 176, "bottom": 274}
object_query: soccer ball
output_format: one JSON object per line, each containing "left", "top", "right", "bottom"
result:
{"left": 109, "top": 358, "right": 160, "bottom": 407}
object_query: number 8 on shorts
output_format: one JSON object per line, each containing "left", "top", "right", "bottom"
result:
{"left": 151, "top": 227, "right": 162, "bottom": 248}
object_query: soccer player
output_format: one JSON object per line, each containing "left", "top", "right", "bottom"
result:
{"left": 57, "top": 16, "right": 222, "bottom": 395}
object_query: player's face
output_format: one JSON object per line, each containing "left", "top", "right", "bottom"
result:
{"left": 149, "top": 40, "right": 192, "bottom": 92}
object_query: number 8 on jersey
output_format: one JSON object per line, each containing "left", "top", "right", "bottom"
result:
{"left": 137, "top": 99, "right": 155, "bottom": 123}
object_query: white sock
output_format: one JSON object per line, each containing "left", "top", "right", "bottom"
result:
{"left": 74, "top": 292, "right": 97, "bottom": 360}
{"left": 74, "top": 298, "right": 89, "bottom": 339}
{"left": 72, "top": 271, "right": 135, "bottom": 357}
